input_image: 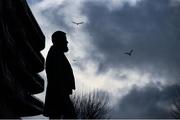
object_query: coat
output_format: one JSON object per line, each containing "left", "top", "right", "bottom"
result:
{"left": 43, "top": 46, "right": 75, "bottom": 116}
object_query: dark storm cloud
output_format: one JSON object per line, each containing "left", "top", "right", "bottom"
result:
{"left": 111, "top": 84, "right": 178, "bottom": 118}
{"left": 82, "top": 0, "right": 180, "bottom": 81}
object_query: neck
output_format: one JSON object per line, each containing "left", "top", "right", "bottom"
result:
{"left": 52, "top": 45, "right": 64, "bottom": 53}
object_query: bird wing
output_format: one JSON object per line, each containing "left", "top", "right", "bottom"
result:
{"left": 72, "top": 21, "right": 84, "bottom": 25}
{"left": 130, "top": 49, "right": 133, "bottom": 53}
{"left": 72, "top": 21, "right": 78, "bottom": 24}
{"left": 124, "top": 52, "right": 129, "bottom": 55}
{"left": 78, "top": 22, "right": 84, "bottom": 24}
{"left": 128, "top": 49, "right": 133, "bottom": 56}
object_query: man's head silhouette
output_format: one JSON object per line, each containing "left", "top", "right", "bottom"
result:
{"left": 52, "top": 31, "right": 69, "bottom": 52}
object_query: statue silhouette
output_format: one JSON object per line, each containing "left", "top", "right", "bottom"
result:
{"left": 43, "top": 31, "right": 76, "bottom": 119}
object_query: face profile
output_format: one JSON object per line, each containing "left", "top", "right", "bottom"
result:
{"left": 51, "top": 31, "right": 69, "bottom": 52}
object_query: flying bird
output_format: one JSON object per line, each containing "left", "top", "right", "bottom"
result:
{"left": 124, "top": 49, "right": 133, "bottom": 56}
{"left": 72, "top": 21, "right": 84, "bottom": 26}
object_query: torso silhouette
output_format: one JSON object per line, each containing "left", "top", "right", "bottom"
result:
{"left": 44, "top": 45, "right": 75, "bottom": 117}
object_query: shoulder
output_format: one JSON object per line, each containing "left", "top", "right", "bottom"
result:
{"left": 46, "top": 47, "right": 65, "bottom": 61}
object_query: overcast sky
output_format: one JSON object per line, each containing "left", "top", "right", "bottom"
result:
{"left": 27, "top": 0, "right": 180, "bottom": 118}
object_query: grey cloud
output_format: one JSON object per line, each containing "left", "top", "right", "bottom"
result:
{"left": 111, "top": 84, "right": 178, "bottom": 118}
{"left": 27, "top": 0, "right": 43, "bottom": 5}
{"left": 40, "top": 1, "right": 74, "bottom": 33}
{"left": 82, "top": 0, "right": 180, "bottom": 81}
{"left": 27, "top": 0, "right": 180, "bottom": 118}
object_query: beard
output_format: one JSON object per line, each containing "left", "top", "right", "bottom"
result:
{"left": 63, "top": 46, "right": 69, "bottom": 52}
{"left": 53, "top": 44, "right": 69, "bottom": 52}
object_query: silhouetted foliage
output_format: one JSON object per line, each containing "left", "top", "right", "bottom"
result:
{"left": 172, "top": 98, "right": 180, "bottom": 118}
{"left": 71, "top": 91, "right": 110, "bottom": 119}
{"left": 172, "top": 87, "right": 180, "bottom": 118}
